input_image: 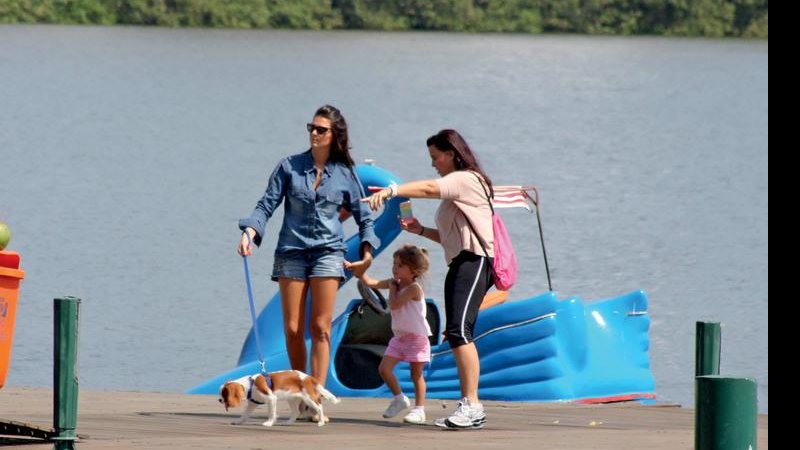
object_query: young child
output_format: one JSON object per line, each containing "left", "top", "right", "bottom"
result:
{"left": 352, "top": 244, "right": 432, "bottom": 424}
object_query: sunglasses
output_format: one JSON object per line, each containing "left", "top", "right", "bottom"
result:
{"left": 307, "top": 123, "right": 331, "bottom": 135}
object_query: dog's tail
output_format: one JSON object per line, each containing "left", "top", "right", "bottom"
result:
{"left": 316, "top": 385, "right": 341, "bottom": 404}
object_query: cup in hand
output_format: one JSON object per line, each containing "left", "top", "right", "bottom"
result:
{"left": 399, "top": 201, "right": 414, "bottom": 226}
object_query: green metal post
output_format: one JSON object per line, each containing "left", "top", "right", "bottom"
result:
{"left": 53, "top": 297, "right": 80, "bottom": 450}
{"left": 695, "top": 375, "right": 757, "bottom": 450}
{"left": 695, "top": 321, "right": 721, "bottom": 376}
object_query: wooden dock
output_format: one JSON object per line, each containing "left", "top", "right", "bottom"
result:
{"left": 1, "top": 387, "right": 768, "bottom": 449}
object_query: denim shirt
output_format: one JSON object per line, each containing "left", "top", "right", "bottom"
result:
{"left": 239, "top": 150, "right": 381, "bottom": 254}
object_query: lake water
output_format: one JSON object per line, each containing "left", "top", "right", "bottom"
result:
{"left": 0, "top": 25, "right": 768, "bottom": 412}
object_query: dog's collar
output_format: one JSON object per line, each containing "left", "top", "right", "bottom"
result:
{"left": 246, "top": 374, "right": 272, "bottom": 405}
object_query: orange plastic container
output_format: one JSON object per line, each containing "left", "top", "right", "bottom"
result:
{"left": 0, "top": 251, "right": 25, "bottom": 389}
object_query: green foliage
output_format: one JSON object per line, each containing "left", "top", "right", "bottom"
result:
{"left": 336, "top": 0, "right": 410, "bottom": 30}
{"left": 0, "top": 0, "right": 768, "bottom": 37}
{"left": 57, "top": 0, "right": 117, "bottom": 24}
{"left": 0, "top": 0, "right": 46, "bottom": 24}
{"left": 178, "top": 0, "right": 271, "bottom": 28}
{"left": 665, "top": 0, "right": 736, "bottom": 37}
{"left": 741, "top": 10, "right": 767, "bottom": 38}
{"left": 463, "top": 0, "right": 543, "bottom": 33}
{"left": 0, "top": 0, "right": 117, "bottom": 24}
{"left": 336, "top": 0, "right": 542, "bottom": 32}
{"left": 115, "top": 0, "right": 271, "bottom": 27}
{"left": 115, "top": 0, "right": 170, "bottom": 26}
{"left": 538, "top": 0, "right": 581, "bottom": 33}
{"left": 267, "top": 0, "right": 342, "bottom": 30}
{"left": 733, "top": 0, "right": 768, "bottom": 37}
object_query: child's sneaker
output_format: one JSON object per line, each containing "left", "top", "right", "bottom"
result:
{"left": 403, "top": 408, "right": 426, "bottom": 424}
{"left": 434, "top": 398, "right": 486, "bottom": 429}
{"left": 382, "top": 395, "right": 411, "bottom": 418}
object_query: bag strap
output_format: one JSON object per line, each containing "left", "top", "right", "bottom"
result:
{"left": 471, "top": 171, "right": 494, "bottom": 215}
{"left": 459, "top": 208, "right": 490, "bottom": 258}
{"left": 458, "top": 211, "right": 494, "bottom": 289}
{"left": 455, "top": 171, "right": 493, "bottom": 258}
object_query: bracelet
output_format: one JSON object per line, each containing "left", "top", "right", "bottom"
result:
{"left": 417, "top": 227, "right": 425, "bottom": 236}
{"left": 386, "top": 182, "right": 398, "bottom": 199}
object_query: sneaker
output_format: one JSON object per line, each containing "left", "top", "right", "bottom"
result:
{"left": 434, "top": 398, "right": 486, "bottom": 429}
{"left": 403, "top": 408, "right": 426, "bottom": 424}
{"left": 382, "top": 395, "right": 411, "bottom": 418}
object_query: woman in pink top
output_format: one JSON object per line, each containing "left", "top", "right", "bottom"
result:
{"left": 351, "top": 245, "right": 431, "bottom": 424}
{"left": 363, "top": 129, "right": 494, "bottom": 430}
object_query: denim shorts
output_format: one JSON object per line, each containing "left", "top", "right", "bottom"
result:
{"left": 271, "top": 249, "right": 345, "bottom": 281}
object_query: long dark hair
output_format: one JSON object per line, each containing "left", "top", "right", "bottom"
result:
{"left": 426, "top": 129, "right": 493, "bottom": 196}
{"left": 314, "top": 104, "right": 355, "bottom": 167}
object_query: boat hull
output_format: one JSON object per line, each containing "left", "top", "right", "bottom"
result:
{"left": 188, "top": 290, "right": 655, "bottom": 403}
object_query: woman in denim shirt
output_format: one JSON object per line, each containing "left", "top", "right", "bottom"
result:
{"left": 237, "top": 105, "right": 379, "bottom": 420}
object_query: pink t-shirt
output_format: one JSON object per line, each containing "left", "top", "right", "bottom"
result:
{"left": 435, "top": 171, "right": 494, "bottom": 265}
{"left": 391, "top": 282, "right": 432, "bottom": 337}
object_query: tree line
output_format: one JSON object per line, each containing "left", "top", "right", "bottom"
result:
{"left": 0, "top": 0, "right": 768, "bottom": 38}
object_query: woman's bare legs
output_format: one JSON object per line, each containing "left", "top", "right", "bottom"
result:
{"left": 308, "top": 277, "right": 339, "bottom": 386}
{"left": 279, "top": 278, "right": 309, "bottom": 372}
{"left": 453, "top": 343, "right": 480, "bottom": 404}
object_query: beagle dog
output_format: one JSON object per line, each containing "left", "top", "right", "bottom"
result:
{"left": 219, "top": 370, "right": 340, "bottom": 427}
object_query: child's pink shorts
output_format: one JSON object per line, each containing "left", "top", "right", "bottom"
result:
{"left": 385, "top": 333, "right": 431, "bottom": 363}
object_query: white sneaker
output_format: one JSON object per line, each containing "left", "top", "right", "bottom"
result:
{"left": 403, "top": 408, "right": 426, "bottom": 424}
{"left": 382, "top": 395, "right": 411, "bottom": 418}
{"left": 434, "top": 398, "right": 486, "bottom": 429}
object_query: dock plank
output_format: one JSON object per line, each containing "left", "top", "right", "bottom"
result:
{"left": 1, "top": 387, "right": 768, "bottom": 449}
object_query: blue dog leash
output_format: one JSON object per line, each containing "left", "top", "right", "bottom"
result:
{"left": 242, "top": 235, "right": 267, "bottom": 375}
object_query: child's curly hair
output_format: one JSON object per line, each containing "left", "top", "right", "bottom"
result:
{"left": 393, "top": 244, "right": 430, "bottom": 280}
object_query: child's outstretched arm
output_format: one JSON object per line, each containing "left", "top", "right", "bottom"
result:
{"left": 345, "top": 260, "right": 392, "bottom": 289}
{"left": 344, "top": 261, "right": 394, "bottom": 289}
{"left": 356, "top": 272, "right": 393, "bottom": 290}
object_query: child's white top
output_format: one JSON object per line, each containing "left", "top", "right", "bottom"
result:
{"left": 391, "top": 282, "right": 432, "bottom": 337}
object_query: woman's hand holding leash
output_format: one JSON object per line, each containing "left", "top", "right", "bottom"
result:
{"left": 238, "top": 228, "right": 256, "bottom": 256}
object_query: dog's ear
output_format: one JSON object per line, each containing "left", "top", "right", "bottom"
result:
{"left": 220, "top": 382, "right": 244, "bottom": 410}
{"left": 220, "top": 385, "right": 231, "bottom": 411}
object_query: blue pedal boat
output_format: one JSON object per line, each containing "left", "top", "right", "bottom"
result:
{"left": 187, "top": 165, "right": 656, "bottom": 403}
